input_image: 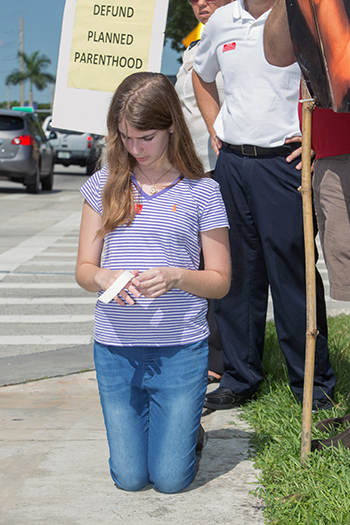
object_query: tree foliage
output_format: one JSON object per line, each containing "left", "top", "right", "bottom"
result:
{"left": 165, "top": 0, "right": 198, "bottom": 53}
{"left": 6, "top": 51, "right": 55, "bottom": 106}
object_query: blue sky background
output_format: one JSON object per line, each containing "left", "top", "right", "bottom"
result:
{"left": 0, "top": 0, "right": 182, "bottom": 104}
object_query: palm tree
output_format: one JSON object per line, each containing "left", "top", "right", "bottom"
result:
{"left": 6, "top": 51, "right": 56, "bottom": 107}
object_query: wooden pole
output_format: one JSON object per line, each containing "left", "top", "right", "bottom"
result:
{"left": 299, "top": 79, "right": 317, "bottom": 463}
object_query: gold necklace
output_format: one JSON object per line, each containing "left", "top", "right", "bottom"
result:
{"left": 138, "top": 165, "right": 173, "bottom": 194}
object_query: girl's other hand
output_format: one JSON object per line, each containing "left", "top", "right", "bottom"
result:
{"left": 136, "top": 267, "right": 179, "bottom": 298}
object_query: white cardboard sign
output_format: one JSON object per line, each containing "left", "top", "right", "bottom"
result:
{"left": 52, "top": 0, "right": 169, "bottom": 135}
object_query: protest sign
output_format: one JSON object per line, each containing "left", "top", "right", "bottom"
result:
{"left": 286, "top": 0, "right": 350, "bottom": 112}
{"left": 53, "top": 0, "right": 169, "bottom": 134}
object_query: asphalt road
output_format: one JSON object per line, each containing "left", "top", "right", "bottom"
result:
{"left": 0, "top": 165, "right": 95, "bottom": 386}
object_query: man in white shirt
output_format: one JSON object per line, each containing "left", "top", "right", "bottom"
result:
{"left": 192, "top": 0, "right": 336, "bottom": 411}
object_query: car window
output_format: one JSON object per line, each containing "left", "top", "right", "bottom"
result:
{"left": 0, "top": 115, "right": 24, "bottom": 131}
{"left": 27, "top": 117, "right": 45, "bottom": 142}
{"left": 31, "top": 118, "right": 46, "bottom": 140}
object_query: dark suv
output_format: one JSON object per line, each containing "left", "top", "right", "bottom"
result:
{"left": 0, "top": 109, "right": 54, "bottom": 193}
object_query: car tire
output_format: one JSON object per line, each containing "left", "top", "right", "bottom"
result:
{"left": 41, "top": 161, "right": 54, "bottom": 191}
{"left": 26, "top": 166, "right": 40, "bottom": 194}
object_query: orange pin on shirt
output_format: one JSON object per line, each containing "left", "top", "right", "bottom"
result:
{"left": 172, "top": 204, "right": 176, "bottom": 212}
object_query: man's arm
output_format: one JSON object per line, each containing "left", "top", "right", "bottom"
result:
{"left": 264, "top": 0, "right": 296, "bottom": 66}
{"left": 192, "top": 70, "right": 222, "bottom": 156}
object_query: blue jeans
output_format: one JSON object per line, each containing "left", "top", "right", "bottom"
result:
{"left": 94, "top": 339, "right": 208, "bottom": 493}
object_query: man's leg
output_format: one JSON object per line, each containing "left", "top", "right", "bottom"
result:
{"left": 206, "top": 146, "right": 270, "bottom": 408}
{"left": 246, "top": 155, "right": 336, "bottom": 403}
{"left": 313, "top": 154, "right": 350, "bottom": 301}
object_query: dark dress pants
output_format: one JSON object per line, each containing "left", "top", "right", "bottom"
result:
{"left": 214, "top": 145, "right": 336, "bottom": 402}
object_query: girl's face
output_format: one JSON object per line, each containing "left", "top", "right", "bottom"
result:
{"left": 118, "top": 119, "right": 172, "bottom": 169}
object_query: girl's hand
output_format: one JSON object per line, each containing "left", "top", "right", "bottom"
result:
{"left": 96, "top": 269, "right": 141, "bottom": 305}
{"left": 136, "top": 267, "right": 180, "bottom": 298}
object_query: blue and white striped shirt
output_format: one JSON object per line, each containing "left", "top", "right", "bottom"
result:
{"left": 80, "top": 165, "right": 229, "bottom": 347}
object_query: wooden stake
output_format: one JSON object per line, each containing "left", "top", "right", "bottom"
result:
{"left": 299, "top": 79, "right": 317, "bottom": 463}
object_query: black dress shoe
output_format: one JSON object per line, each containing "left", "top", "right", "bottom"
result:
{"left": 204, "top": 387, "right": 247, "bottom": 410}
{"left": 311, "top": 398, "right": 334, "bottom": 413}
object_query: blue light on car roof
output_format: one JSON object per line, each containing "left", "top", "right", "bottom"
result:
{"left": 12, "top": 106, "right": 34, "bottom": 113}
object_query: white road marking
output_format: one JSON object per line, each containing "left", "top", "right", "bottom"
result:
{"left": 0, "top": 335, "right": 93, "bottom": 345}
{"left": 52, "top": 243, "right": 78, "bottom": 247}
{"left": 34, "top": 252, "right": 77, "bottom": 257}
{"left": 0, "top": 315, "right": 94, "bottom": 323}
{"left": 0, "top": 212, "right": 81, "bottom": 275}
{"left": 0, "top": 298, "right": 96, "bottom": 304}
{"left": 0, "top": 283, "right": 80, "bottom": 289}
{"left": 22, "top": 261, "right": 76, "bottom": 266}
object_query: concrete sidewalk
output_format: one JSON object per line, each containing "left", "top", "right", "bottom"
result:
{"left": 0, "top": 372, "right": 265, "bottom": 525}
{"left": 4, "top": 240, "right": 349, "bottom": 524}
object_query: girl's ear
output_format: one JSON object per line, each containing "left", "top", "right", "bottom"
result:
{"left": 169, "top": 126, "right": 174, "bottom": 134}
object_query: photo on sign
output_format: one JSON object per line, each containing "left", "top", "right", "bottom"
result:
{"left": 286, "top": 0, "right": 350, "bottom": 112}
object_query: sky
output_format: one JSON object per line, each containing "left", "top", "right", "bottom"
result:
{"left": 0, "top": 0, "right": 182, "bottom": 105}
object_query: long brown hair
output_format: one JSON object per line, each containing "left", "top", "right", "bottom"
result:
{"left": 100, "top": 72, "right": 205, "bottom": 235}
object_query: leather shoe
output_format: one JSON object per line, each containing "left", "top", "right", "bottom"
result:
{"left": 311, "top": 398, "right": 334, "bottom": 413}
{"left": 204, "top": 387, "right": 247, "bottom": 410}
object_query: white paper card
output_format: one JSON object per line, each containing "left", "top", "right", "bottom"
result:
{"left": 98, "top": 270, "right": 134, "bottom": 303}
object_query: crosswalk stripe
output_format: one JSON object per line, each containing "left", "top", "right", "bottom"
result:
{"left": 0, "top": 212, "right": 81, "bottom": 275}
{"left": 0, "top": 315, "right": 94, "bottom": 323}
{"left": 0, "top": 283, "right": 80, "bottom": 289}
{"left": 34, "top": 252, "right": 77, "bottom": 257}
{"left": 0, "top": 298, "right": 96, "bottom": 304}
{"left": 0, "top": 194, "right": 27, "bottom": 200}
{"left": 0, "top": 272, "right": 76, "bottom": 278}
{"left": 0, "top": 335, "right": 93, "bottom": 345}
{"left": 22, "top": 261, "right": 76, "bottom": 266}
{"left": 51, "top": 243, "right": 77, "bottom": 247}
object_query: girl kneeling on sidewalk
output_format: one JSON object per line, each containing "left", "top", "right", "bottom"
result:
{"left": 76, "top": 72, "right": 230, "bottom": 493}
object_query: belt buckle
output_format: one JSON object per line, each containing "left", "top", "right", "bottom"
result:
{"left": 241, "top": 145, "right": 257, "bottom": 156}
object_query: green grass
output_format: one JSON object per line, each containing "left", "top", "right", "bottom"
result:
{"left": 242, "top": 315, "right": 350, "bottom": 524}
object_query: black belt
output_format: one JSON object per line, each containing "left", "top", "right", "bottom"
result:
{"left": 222, "top": 141, "right": 300, "bottom": 157}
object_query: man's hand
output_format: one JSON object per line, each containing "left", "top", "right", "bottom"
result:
{"left": 210, "top": 132, "right": 222, "bottom": 157}
{"left": 285, "top": 136, "right": 315, "bottom": 172}
{"left": 285, "top": 135, "right": 302, "bottom": 170}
